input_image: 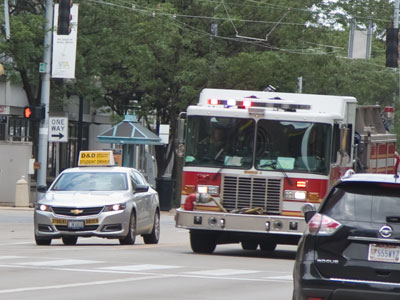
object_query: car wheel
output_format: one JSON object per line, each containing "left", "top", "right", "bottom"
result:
{"left": 241, "top": 241, "right": 258, "bottom": 250}
{"left": 190, "top": 230, "right": 217, "bottom": 254}
{"left": 259, "top": 240, "right": 277, "bottom": 251}
{"left": 35, "top": 235, "right": 52, "bottom": 246}
{"left": 143, "top": 210, "right": 160, "bottom": 244}
{"left": 119, "top": 211, "right": 136, "bottom": 245}
{"left": 62, "top": 236, "right": 78, "bottom": 245}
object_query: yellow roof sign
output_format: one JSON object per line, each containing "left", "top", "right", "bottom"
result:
{"left": 78, "top": 151, "right": 115, "bottom": 166}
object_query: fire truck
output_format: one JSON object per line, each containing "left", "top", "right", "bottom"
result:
{"left": 175, "top": 88, "right": 397, "bottom": 254}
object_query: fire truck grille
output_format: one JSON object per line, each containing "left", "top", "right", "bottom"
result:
{"left": 222, "top": 176, "right": 282, "bottom": 214}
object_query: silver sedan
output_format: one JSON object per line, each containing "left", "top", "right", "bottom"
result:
{"left": 34, "top": 166, "right": 160, "bottom": 246}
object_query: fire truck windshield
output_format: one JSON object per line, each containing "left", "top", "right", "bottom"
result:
{"left": 185, "top": 116, "right": 331, "bottom": 174}
{"left": 255, "top": 120, "right": 331, "bottom": 174}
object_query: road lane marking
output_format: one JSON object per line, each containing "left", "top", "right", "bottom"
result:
{"left": 263, "top": 275, "right": 292, "bottom": 281}
{"left": 184, "top": 269, "right": 260, "bottom": 276}
{"left": 14, "top": 259, "right": 102, "bottom": 267}
{"left": 0, "top": 242, "right": 31, "bottom": 245}
{"left": 99, "top": 264, "right": 182, "bottom": 271}
{"left": 0, "top": 256, "right": 24, "bottom": 260}
{"left": 0, "top": 274, "right": 173, "bottom": 294}
{"left": 0, "top": 263, "right": 293, "bottom": 283}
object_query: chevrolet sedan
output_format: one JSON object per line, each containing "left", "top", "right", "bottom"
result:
{"left": 34, "top": 166, "right": 160, "bottom": 246}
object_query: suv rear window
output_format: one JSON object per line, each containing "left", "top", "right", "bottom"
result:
{"left": 321, "top": 182, "right": 400, "bottom": 223}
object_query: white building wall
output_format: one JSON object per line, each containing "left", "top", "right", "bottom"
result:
{"left": 0, "top": 141, "right": 32, "bottom": 206}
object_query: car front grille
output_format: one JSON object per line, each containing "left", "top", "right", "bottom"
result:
{"left": 55, "top": 225, "right": 99, "bottom": 231}
{"left": 222, "top": 176, "right": 282, "bottom": 214}
{"left": 52, "top": 206, "right": 103, "bottom": 216}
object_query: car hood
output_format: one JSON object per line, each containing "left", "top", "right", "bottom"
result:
{"left": 40, "top": 191, "right": 131, "bottom": 206}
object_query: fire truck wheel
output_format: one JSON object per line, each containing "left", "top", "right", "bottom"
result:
{"left": 190, "top": 230, "right": 217, "bottom": 254}
{"left": 259, "top": 240, "right": 277, "bottom": 251}
{"left": 241, "top": 241, "right": 258, "bottom": 250}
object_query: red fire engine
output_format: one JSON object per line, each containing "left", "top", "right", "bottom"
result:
{"left": 175, "top": 88, "right": 397, "bottom": 253}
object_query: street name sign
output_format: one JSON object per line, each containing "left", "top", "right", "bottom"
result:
{"left": 49, "top": 117, "right": 68, "bottom": 142}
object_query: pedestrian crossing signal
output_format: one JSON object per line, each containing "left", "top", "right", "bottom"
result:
{"left": 23, "top": 106, "right": 45, "bottom": 121}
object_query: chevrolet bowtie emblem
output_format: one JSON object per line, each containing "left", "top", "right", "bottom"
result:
{"left": 70, "top": 209, "right": 83, "bottom": 215}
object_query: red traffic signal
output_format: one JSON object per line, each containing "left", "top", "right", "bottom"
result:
{"left": 23, "top": 106, "right": 45, "bottom": 121}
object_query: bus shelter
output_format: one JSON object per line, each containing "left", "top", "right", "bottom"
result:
{"left": 97, "top": 113, "right": 164, "bottom": 187}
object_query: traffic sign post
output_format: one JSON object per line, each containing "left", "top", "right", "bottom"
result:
{"left": 48, "top": 117, "right": 68, "bottom": 142}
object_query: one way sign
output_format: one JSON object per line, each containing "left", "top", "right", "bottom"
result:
{"left": 49, "top": 117, "right": 68, "bottom": 142}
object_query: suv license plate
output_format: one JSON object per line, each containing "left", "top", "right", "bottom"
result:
{"left": 368, "top": 244, "right": 400, "bottom": 263}
{"left": 68, "top": 220, "right": 84, "bottom": 230}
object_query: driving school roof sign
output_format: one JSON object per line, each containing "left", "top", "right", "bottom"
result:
{"left": 78, "top": 151, "right": 115, "bottom": 166}
{"left": 48, "top": 117, "right": 68, "bottom": 142}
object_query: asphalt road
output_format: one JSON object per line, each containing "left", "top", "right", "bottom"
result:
{"left": 0, "top": 208, "right": 296, "bottom": 300}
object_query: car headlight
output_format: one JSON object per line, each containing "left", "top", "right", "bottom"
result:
{"left": 36, "top": 204, "right": 53, "bottom": 212}
{"left": 103, "top": 203, "right": 126, "bottom": 212}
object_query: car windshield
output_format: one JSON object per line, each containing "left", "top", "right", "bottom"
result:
{"left": 51, "top": 172, "right": 128, "bottom": 191}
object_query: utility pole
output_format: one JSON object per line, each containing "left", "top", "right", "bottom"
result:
{"left": 37, "top": 0, "right": 53, "bottom": 189}
{"left": 395, "top": 0, "right": 400, "bottom": 108}
{"left": 3, "top": 0, "right": 10, "bottom": 40}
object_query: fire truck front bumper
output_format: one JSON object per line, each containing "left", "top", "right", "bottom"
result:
{"left": 175, "top": 208, "right": 306, "bottom": 236}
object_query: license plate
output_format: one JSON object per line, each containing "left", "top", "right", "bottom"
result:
{"left": 68, "top": 220, "right": 84, "bottom": 230}
{"left": 84, "top": 218, "right": 99, "bottom": 225}
{"left": 368, "top": 244, "right": 400, "bottom": 263}
{"left": 52, "top": 218, "right": 67, "bottom": 225}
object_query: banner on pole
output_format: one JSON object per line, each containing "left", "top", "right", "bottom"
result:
{"left": 51, "top": 4, "right": 79, "bottom": 79}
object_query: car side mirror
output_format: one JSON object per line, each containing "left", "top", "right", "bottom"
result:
{"left": 304, "top": 211, "right": 317, "bottom": 223}
{"left": 37, "top": 185, "right": 48, "bottom": 193}
{"left": 301, "top": 203, "right": 316, "bottom": 223}
{"left": 134, "top": 184, "right": 149, "bottom": 193}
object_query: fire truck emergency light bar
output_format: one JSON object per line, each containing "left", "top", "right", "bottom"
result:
{"left": 207, "top": 98, "right": 311, "bottom": 111}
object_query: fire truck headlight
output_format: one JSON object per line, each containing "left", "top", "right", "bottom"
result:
{"left": 197, "top": 185, "right": 219, "bottom": 196}
{"left": 284, "top": 190, "right": 306, "bottom": 201}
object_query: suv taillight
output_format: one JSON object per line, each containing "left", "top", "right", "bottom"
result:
{"left": 307, "top": 213, "right": 341, "bottom": 236}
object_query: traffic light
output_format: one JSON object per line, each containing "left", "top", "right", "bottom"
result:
{"left": 57, "top": 0, "right": 73, "bottom": 35}
{"left": 386, "top": 28, "right": 399, "bottom": 68}
{"left": 23, "top": 106, "right": 45, "bottom": 121}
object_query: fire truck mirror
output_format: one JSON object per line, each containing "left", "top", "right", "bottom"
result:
{"left": 340, "top": 127, "right": 351, "bottom": 154}
{"left": 338, "top": 126, "right": 352, "bottom": 165}
{"left": 177, "top": 143, "right": 185, "bottom": 158}
{"left": 177, "top": 118, "right": 186, "bottom": 144}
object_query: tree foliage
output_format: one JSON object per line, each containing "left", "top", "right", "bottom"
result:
{"left": 1, "top": 0, "right": 399, "bottom": 178}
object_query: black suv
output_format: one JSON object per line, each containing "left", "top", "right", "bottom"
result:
{"left": 293, "top": 171, "right": 400, "bottom": 300}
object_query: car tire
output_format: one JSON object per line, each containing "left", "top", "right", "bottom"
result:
{"left": 62, "top": 236, "right": 78, "bottom": 245}
{"left": 143, "top": 210, "right": 160, "bottom": 244}
{"left": 259, "top": 240, "right": 277, "bottom": 251}
{"left": 241, "top": 241, "right": 258, "bottom": 250}
{"left": 35, "top": 235, "right": 52, "bottom": 246}
{"left": 190, "top": 230, "right": 217, "bottom": 254}
{"left": 119, "top": 211, "right": 136, "bottom": 245}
